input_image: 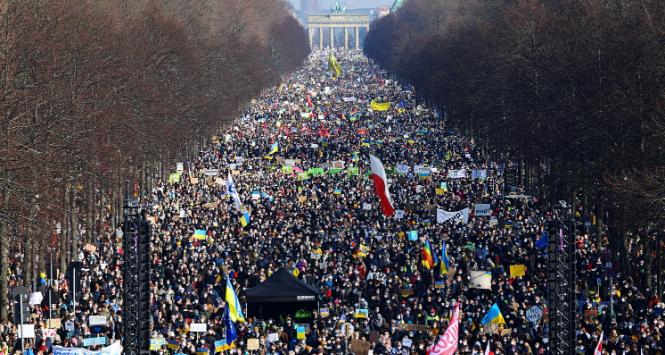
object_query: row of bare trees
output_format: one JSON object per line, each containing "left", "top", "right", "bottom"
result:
{"left": 0, "top": 0, "right": 308, "bottom": 320}
{"left": 365, "top": 0, "right": 665, "bottom": 274}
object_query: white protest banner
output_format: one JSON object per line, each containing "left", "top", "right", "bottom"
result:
{"left": 342, "top": 97, "right": 356, "bottom": 102}
{"left": 176, "top": 162, "right": 184, "bottom": 172}
{"left": 437, "top": 208, "right": 470, "bottom": 224}
{"left": 29, "top": 292, "right": 43, "bottom": 305}
{"left": 394, "top": 210, "right": 405, "bottom": 219}
{"left": 204, "top": 169, "right": 220, "bottom": 176}
{"left": 362, "top": 203, "right": 372, "bottom": 210}
{"left": 332, "top": 160, "right": 345, "bottom": 169}
{"left": 448, "top": 169, "right": 467, "bottom": 179}
{"left": 469, "top": 270, "right": 492, "bottom": 290}
{"left": 190, "top": 323, "right": 207, "bottom": 333}
{"left": 53, "top": 341, "right": 122, "bottom": 355}
{"left": 474, "top": 204, "right": 492, "bottom": 217}
{"left": 18, "top": 324, "right": 35, "bottom": 338}
{"left": 472, "top": 169, "right": 488, "bottom": 180}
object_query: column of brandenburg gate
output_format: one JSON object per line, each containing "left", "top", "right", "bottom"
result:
{"left": 306, "top": 10, "right": 371, "bottom": 50}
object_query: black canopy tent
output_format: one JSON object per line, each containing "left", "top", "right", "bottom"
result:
{"left": 245, "top": 269, "right": 319, "bottom": 319}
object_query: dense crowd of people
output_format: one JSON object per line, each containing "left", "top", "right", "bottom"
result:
{"left": 2, "top": 51, "right": 664, "bottom": 355}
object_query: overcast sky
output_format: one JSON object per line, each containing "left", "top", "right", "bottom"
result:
{"left": 288, "top": 0, "right": 392, "bottom": 10}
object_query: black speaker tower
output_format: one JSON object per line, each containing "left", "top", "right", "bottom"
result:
{"left": 122, "top": 181, "right": 151, "bottom": 354}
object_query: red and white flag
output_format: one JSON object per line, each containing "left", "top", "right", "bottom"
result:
{"left": 594, "top": 332, "right": 603, "bottom": 355}
{"left": 306, "top": 95, "right": 313, "bottom": 108}
{"left": 428, "top": 303, "right": 460, "bottom": 355}
{"left": 369, "top": 155, "right": 395, "bottom": 217}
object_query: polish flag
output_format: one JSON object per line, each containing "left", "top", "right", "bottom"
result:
{"left": 594, "top": 332, "right": 603, "bottom": 355}
{"left": 369, "top": 155, "right": 395, "bottom": 217}
{"left": 428, "top": 303, "right": 460, "bottom": 355}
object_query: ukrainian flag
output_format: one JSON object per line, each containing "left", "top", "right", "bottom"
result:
{"left": 440, "top": 241, "right": 451, "bottom": 275}
{"left": 269, "top": 141, "right": 279, "bottom": 155}
{"left": 225, "top": 277, "right": 246, "bottom": 323}
{"left": 370, "top": 101, "right": 391, "bottom": 111}
{"left": 239, "top": 211, "right": 250, "bottom": 227}
{"left": 192, "top": 229, "right": 207, "bottom": 240}
{"left": 480, "top": 303, "right": 506, "bottom": 325}
{"left": 421, "top": 239, "right": 437, "bottom": 269}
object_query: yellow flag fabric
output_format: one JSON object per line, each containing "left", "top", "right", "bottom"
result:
{"left": 509, "top": 264, "right": 526, "bottom": 278}
{"left": 328, "top": 53, "right": 342, "bottom": 78}
{"left": 370, "top": 101, "right": 391, "bottom": 111}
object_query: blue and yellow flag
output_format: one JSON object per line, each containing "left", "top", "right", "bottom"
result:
{"left": 269, "top": 141, "right": 279, "bottom": 155}
{"left": 224, "top": 306, "right": 239, "bottom": 347}
{"left": 239, "top": 211, "right": 250, "bottom": 227}
{"left": 225, "top": 277, "right": 246, "bottom": 323}
{"left": 192, "top": 229, "right": 207, "bottom": 240}
{"left": 370, "top": 101, "right": 391, "bottom": 111}
{"left": 480, "top": 303, "right": 506, "bottom": 325}
{"left": 440, "top": 242, "right": 451, "bottom": 275}
{"left": 214, "top": 339, "right": 234, "bottom": 353}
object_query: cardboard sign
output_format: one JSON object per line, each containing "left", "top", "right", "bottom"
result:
{"left": 509, "top": 264, "right": 526, "bottom": 278}
{"left": 350, "top": 340, "right": 371, "bottom": 355}
{"left": 43, "top": 329, "right": 57, "bottom": 338}
{"left": 189, "top": 323, "right": 207, "bottom": 333}
{"left": 469, "top": 270, "right": 492, "bottom": 290}
{"left": 526, "top": 306, "right": 543, "bottom": 323}
{"left": 83, "top": 243, "right": 97, "bottom": 253}
{"left": 18, "top": 324, "right": 35, "bottom": 338}
{"left": 474, "top": 204, "right": 491, "bottom": 217}
{"left": 150, "top": 338, "right": 166, "bottom": 351}
{"left": 83, "top": 337, "right": 107, "bottom": 347}
{"left": 89, "top": 315, "right": 107, "bottom": 326}
{"left": 247, "top": 338, "right": 259, "bottom": 351}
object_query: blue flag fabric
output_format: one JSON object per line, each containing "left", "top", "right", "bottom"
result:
{"left": 224, "top": 307, "right": 238, "bottom": 346}
{"left": 536, "top": 232, "right": 548, "bottom": 249}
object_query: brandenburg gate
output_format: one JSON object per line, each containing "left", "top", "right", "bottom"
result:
{"left": 306, "top": 9, "right": 372, "bottom": 50}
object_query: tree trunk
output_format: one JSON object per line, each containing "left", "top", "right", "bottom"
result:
{"left": 0, "top": 188, "right": 10, "bottom": 321}
{"left": 61, "top": 183, "right": 69, "bottom": 273}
